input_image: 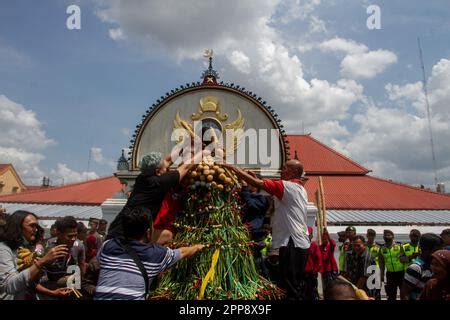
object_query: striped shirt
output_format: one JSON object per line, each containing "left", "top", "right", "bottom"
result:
{"left": 403, "top": 257, "right": 432, "bottom": 300}
{"left": 95, "top": 239, "right": 180, "bottom": 300}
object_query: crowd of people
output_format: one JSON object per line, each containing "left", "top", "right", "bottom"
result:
{"left": 1, "top": 149, "right": 449, "bottom": 301}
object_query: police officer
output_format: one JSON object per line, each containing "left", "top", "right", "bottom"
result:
{"left": 338, "top": 231, "right": 347, "bottom": 271}
{"left": 366, "top": 229, "right": 381, "bottom": 265}
{"left": 400, "top": 229, "right": 421, "bottom": 269}
{"left": 366, "top": 228, "right": 381, "bottom": 299}
{"left": 338, "top": 227, "right": 356, "bottom": 271}
{"left": 379, "top": 229, "right": 405, "bottom": 300}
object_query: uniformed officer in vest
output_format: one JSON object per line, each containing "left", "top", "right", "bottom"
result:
{"left": 338, "top": 227, "right": 355, "bottom": 271}
{"left": 366, "top": 228, "right": 381, "bottom": 299}
{"left": 400, "top": 229, "right": 421, "bottom": 270}
{"left": 379, "top": 229, "right": 405, "bottom": 300}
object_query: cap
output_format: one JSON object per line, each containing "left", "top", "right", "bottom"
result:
{"left": 345, "top": 226, "right": 356, "bottom": 232}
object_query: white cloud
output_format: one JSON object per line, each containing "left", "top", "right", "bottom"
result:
{"left": 95, "top": 0, "right": 281, "bottom": 60}
{"left": 0, "top": 95, "right": 56, "bottom": 184}
{"left": 319, "top": 37, "right": 368, "bottom": 55}
{"left": 93, "top": 1, "right": 450, "bottom": 189}
{"left": 385, "top": 82, "right": 424, "bottom": 111}
{"left": 50, "top": 163, "right": 99, "bottom": 185}
{"left": 90, "top": 147, "right": 115, "bottom": 168}
{"left": 0, "top": 95, "right": 55, "bottom": 150}
{"left": 308, "top": 15, "right": 327, "bottom": 34}
{"left": 0, "top": 146, "right": 45, "bottom": 185}
{"left": 341, "top": 50, "right": 398, "bottom": 79}
{"left": 120, "top": 128, "right": 131, "bottom": 137}
{"left": 229, "top": 51, "right": 251, "bottom": 74}
{"left": 94, "top": 0, "right": 366, "bottom": 133}
{"left": 0, "top": 95, "right": 102, "bottom": 185}
{"left": 319, "top": 37, "right": 397, "bottom": 79}
{"left": 275, "top": 0, "right": 322, "bottom": 24}
{"left": 337, "top": 58, "right": 450, "bottom": 187}
{"left": 109, "top": 28, "right": 125, "bottom": 41}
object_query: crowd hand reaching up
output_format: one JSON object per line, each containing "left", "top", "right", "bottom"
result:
{"left": 25, "top": 244, "right": 68, "bottom": 282}
{"left": 35, "top": 245, "right": 69, "bottom": 267}
{"left": 179, "top": 244, "right": 205, "bottom": 259}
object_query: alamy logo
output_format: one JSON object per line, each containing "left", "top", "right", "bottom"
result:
{"left": 66, "top": 5, "right": 81, "bottom": 30}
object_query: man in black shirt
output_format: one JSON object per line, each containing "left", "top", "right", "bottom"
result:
{"left": 107, "top": 149, "right": 204, "bottom": 240}
{"left": 36, "top": 216, "right": 79, "bottom": 299}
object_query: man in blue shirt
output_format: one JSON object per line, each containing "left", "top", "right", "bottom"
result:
{"left": 95, "top": 207, "right": 204, "bottom": 300}
{"left": 400, "top": 233, "right": 443, "bottom": 300}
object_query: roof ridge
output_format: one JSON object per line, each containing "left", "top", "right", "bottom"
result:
{"left": 0, "top": 164, "right": 12, "bottom": 175}
{"left": 366, "top": 174, "right": 450, "bottom": 197}
{"left": 304, "top": 135, "right": 370, "bottom": 173}
{"left": 0, "top": 175, "right": 117, "bottom": 199}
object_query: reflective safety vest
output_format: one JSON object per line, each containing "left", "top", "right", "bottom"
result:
{"left": 380, "top": 243, "right": 404, "bottom": 272}
{"left": 339, "top": 243, "right": 349, "bottom": 271}
{"left": 402, "top": 243, "right": 420, "bottom": 269}
{"left": 366, "top": 244, "right": 381, "bottom": 266}
{"left": 260, "top": 234, "right": 272, "bottom": 256}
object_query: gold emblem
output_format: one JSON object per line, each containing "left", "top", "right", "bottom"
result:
{"left": 174, "top": 96, "right": 245, "bottom": 154}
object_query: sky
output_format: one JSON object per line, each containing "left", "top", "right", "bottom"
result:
{"left": 0, "top": 0, "right": 449, "bottom": 190}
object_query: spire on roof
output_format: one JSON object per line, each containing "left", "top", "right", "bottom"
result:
{"left": 294, "top": 150, "right": 299, "bottom": 160}
{"left": 117, "top": 149, "right": 129, "bottom": 171}
{"left": 201, "top": 49, "right": 219, "bottom": 85}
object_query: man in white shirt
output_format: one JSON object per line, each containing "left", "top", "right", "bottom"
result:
{"left": 224, "top": 160, "right": 310, "bottom": 299}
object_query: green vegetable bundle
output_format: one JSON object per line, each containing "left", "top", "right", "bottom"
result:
{"left": 151, "top": 170, "right": 284, "bottom": 300}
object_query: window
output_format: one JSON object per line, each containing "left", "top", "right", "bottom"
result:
{"left": 12, "top": 186, "right": 19, "bottom": 193}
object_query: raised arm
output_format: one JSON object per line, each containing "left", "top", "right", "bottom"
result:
{"left": 222, "top": 164, "right": 264, "bottom": 190}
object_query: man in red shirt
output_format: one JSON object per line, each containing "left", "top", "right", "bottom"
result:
{"left": 304, "top": 227, "right": 322, "bottom": 300}
{"left": 320, "top": 228, "right": 339, "bottom": 290}
{"left": 224, "top": 159, "right": 310, "bottom": 300}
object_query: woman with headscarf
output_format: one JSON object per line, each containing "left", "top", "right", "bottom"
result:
{"left": 0, "top": 210, "right": 71, "bottom": 300}
{"left": 420, "top": 250, "right": 450, "bottom": 300}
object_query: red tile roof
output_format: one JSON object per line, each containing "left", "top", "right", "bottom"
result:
{"left": 0, "top": 176, "right": 123, "bottom": 205}
{"left": 305, "top": 174, "right": 450, "bottom": 210}
{"left": 24, "top": 185, "right": 54, "bottom": 191}
{"left": 286, "top": 135, "right": 370, "bottom": 175}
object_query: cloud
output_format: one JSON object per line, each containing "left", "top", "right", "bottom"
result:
{"left": 94, "top": 0, "right": 366, "bottom": 133}
{"left": 336, "top": 58, "right": 450, "bottom": 187}
{"left": 273, "top": 1, "right": 327, "bottom": 34}
{"left": 93, "top": 1, "right": 449, "bottom": 189}
{"left": 120, "top": 128, "right": 132, "bottom": 137}
{"left": 340, "top": 50, "right": 398, "bottom": 79}
{"left": 0, "top": 41, "right": 33, "bottom": 68}
{"left": 0, "top": 95, "right": 102, "bottom": 186}
{"left": 90, "top": 147, "right": 115, "bottom": 168}
{"left": 0, "top": 95, "right": 56, "bottom": 150}
{"left": 319, "top": 37, "right": 397, "bottom": 79}
{"left": 0, "top": 146, "right": 45, "bottom": 185}
{"left": 319, "top": 37, "right": 368, "bottom": 55}
{"left": 95, "top": 0, "right": 281, "bottom": 60}
{"left": 229, "top": 51, "right": 251, "bottom": 74}
{"left": 0, "top": 95, "right": 56, "bottom": 185}
{"left": 109, "top": 28, "right": 126, "bottom": 41}
{"left": 50, "top": 163, "right": 99, "bottom": 185}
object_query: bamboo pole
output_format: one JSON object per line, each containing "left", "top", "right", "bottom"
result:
{"left": 318, "top": 176, "right": 327, "bottom": 229}
{"left": 315, "top": 190, "right": 323, "bottom": 246}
